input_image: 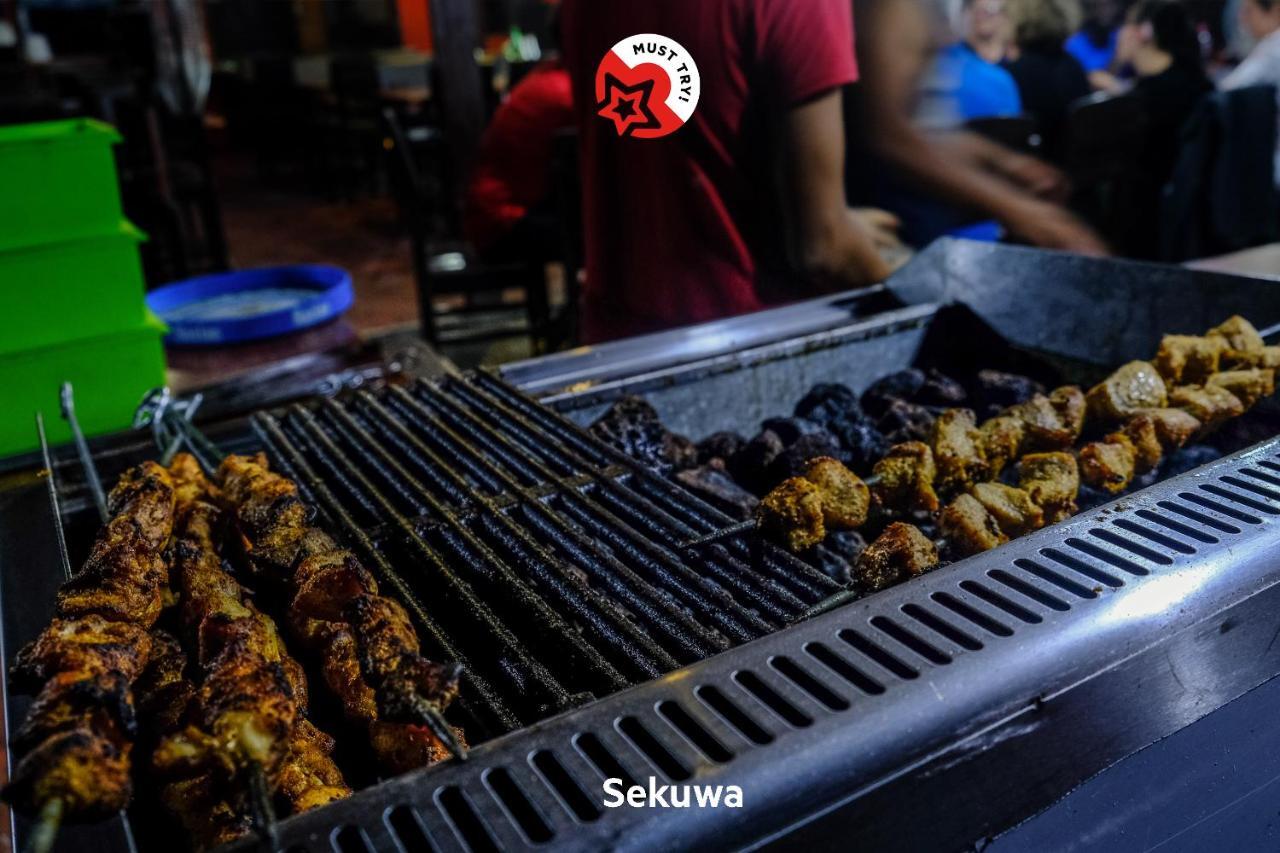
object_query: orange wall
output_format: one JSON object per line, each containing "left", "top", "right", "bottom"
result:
{"left": 397, "top": 0, "right": 433, "bottom": 52}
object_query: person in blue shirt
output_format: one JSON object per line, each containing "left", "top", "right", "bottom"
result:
{"left": 1066, "top": 0, "right": 1125, "bottom": 81}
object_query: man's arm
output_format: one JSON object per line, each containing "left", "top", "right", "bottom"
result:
{"left": 778, "top": 89, "right": 897, "bottom": 290}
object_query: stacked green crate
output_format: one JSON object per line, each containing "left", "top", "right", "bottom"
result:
{"left": 0, "top": 118, "right": 167, "bottom": 458}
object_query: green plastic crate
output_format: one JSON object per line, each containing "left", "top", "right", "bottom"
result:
{"left": 0, "top": 315, "right": 167, "bottom": 459}
{"left": 0, "top": 118, "right": 125, "bottom": 253}
{"left": 0, "top": 221, "right": 148, "bottom": 354}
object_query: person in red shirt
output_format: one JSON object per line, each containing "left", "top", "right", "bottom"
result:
{"left": 560, "top": 0, "right": 897, "bottom": 343}
{"left": 464, "top": 60, "right": 576, "bottom": 258}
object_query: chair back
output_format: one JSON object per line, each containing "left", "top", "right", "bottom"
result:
{"left": 964, "top": 115, "right": 1041, "bottom": 154}
{"left": 1063, "top": 92, "right": 1148, "bottom": 187}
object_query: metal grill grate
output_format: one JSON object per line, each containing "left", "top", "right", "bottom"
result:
{"left": 248, "top": 371, "right": 841, "bottom": 741}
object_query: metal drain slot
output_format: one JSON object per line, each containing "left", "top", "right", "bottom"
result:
{"left": 618, "top": 716, "right": 693, "bottom": 781}
{"left": 869, "top": 615, "right": 952, "bottom": 665}
{"left": 1013, "top": 559, "right": 1097, "bottom": 599}
{"left": 733, "top": 670, "right": 813, "bottom": 727}
{"left": 1040, "top": 547, "right": 1124, "bottom": 587}
{"left": 958, "top": 580, "right": 1042, "bottom": 623}
{"left": 929, "top": 592, "right": 1015, "bottom": 637}
{"left": 436, "top": 787, "right": 500, "bottom": 852}
{"left": 333, "top": 825, "right": 375, "bottom": 853}
{"left": 770, "top": 656, "right": 850, "bottom": 711}
{"left": 1217, "top": 477, "right": 1280, "bottom": 509}
{"left": 531, "top": 750, "right": 601, "bottom": 822}
{"left": 385, "top": 805, "right": 437, "bottom": 853}
{"left": 1182, "top": 491, "right": 1263, "bottom": 524}
{"left": 1157, "top": 499, "right": 1241, "bottom": 534}
{"left": 900, "top": 604, "right": 984, "bottom": 651}
{"left": 986, "top": 569, "right": 1070, "bottom": 612}
{"left": 695, "top": 684, "right": 775, "bottom": 745}
{"left": 485, "top": 768, "right": 554, "bottom": 844}
{"left": 658, "top": 700, "right": 735, "bottom": 763}
{"left": 1239, "top": 467, "right": 1280, "bottom": 489}
{"left": 838, "top": 629, "right": 921, "bottom": 679}
{"left": 1128, "top": 512, "right": 1211, "bottom": 547}
{"left": 574, "top": 731, "right": 641, "bottom": 786}
{"left": 1089, "top": 528, "right": 1174, "bottom": 565}
{"left": 1065, "top": 537, "right": 1149, "bottom": 576}
{"left": 804, "top": 640, "right": 887, "bottom": 693}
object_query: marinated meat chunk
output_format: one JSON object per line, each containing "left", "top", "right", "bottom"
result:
{"left": 1048, "top": 386, "right": 1087, "bottom": 440}
{"left": 974, "top": 370, "right": 1045, "bottom": 418}
{"left": 1207, "top": 368, "right": 1275, "bottom": 409}
{"left": 1010, "top": 392, "right": 1079, "bottom": 451}
{"left": 1080, "top": 435, "right": 1137, "bottom": 493}
{"left": 855, "top": 523, "right": 939, "bottom": 592}
{"left": 871, "top": 441, "right": 940, "bottom": 513}
{"left": 1154, "top": 335, "right": 1225, "bottom": 384}
{"left": 931, "top": 409, "right": 987, "bottom": 495}
{"left": 1208, "top": 315, "right": 1265, "bottom": 353}
{"left": 971, "top": 482, "right": 1045, "bottom": 536}
{"left": 1133, "top": 408, "right": 1202, "bottom": 450}
{"left": 674, "top": 466, "right": 758, "bottom": 520}
{"left": 940, "top": 494, "right": 1008, "bottom": 557}
{"left": 978, "top": 415, "right": 1025, "bottom": 475}
{"left": 1086, "top": 361, "right": 1168, "bottom": 423}
{"left": 861, "top": 369, "right": 926, "bottom": 418}
{"left": 1168, "top": 385, "right": 1245, "bottom": 432}
{"left": 1018, "top": 452, "right": 1079, "bottom": 522}
{"left": 696, "top": 432, "right": 746, "bottom": 466}
{"left": 757, "top": 478, "right": 826, "bottom": 552}
{"left": 1117, "top": 414, "right": 1162, "bottom": 474}
{"left": 802, "top": 457, "right": 871, "bottom": 530}
{"left": 877, "top": 399, "right": 936, "bottom": 445}
{"left": 1222, "top": 346, "right": 1280, "bottom": 370}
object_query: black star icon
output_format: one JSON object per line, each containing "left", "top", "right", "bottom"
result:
{"left": 597, "top": 72, "right": 662, "bottom": 137}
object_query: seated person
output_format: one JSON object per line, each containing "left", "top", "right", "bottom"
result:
{"left": 463, "top": 59, "right": 575, "bottom": 261}
{"left": 1220, "top": 0, "right": 1280, "bottom": 188}
{"left": 922, "top": 0, "right": 1023, "bottom": 122}
{"left": 1067, "top": 0, "right": 1125, "bottom": 81}
{"left": 1112, "top": 0, "right": 1213, "bottom": 257}
{"left": 1004, "top": 0, "right": 1093, "bottom": 159}
{"left": 962, "top": 0, "right": 1013, "bottom": 62}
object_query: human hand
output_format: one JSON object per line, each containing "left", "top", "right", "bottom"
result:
{"left": 849, "top": 208, "right": 904, "bottom": 251}
{"left": 995, "top": 153, "right": 1071, "bottom": 203}
{"left": 1001, "top": 199, "right": 1109, "bottom": 256}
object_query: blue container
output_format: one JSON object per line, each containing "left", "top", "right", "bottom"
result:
{"left": 147, "top": 265, "right": 354, "bottom": 345}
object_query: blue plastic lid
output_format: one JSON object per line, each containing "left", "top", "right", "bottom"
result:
{"left": 147, "top": 265, "right": 354, "bottom": 345}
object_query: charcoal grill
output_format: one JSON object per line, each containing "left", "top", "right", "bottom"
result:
{"left": 7, "top": 240, "right": 1280, "bottom": 852}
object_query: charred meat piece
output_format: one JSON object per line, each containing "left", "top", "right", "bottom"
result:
{"left": 675, "top": 465, "right": 759, "bottom": 520}
{"left": 974, "top": 370, "right": 1045, "bottom": 418}
{"left": 219, "top": 452, "right": 308, "bottom": 574}
{"left": 1168, "top": 384, "right": 1245, "bottom": 432}
{"left": 802, "top": 457, "right": 871, "bottom": 530}
{"left": 970, "top": 482, "right": 1045, "bottom": 537}
{"left": 931, "top": 409, "right": 988, "bottom": 495}
{"left": 861, "top": 369, "right": 927, "bottom": 418}
{"left": 1133, "top": 408, "right": 1202, "bottom": 451}
{"left": 1208, "top": 315, "right": 1266, "bottom": 353}
{"left": 877, "top": 399, "right": 936, "bottom": 445}
{"left": 1009, "top": 394, "right": 1074, "bottom": 452}
{"left": 695, "top": 431, "right": 747, "bottom": 466}
{"left": 855, "top": 523, "right": 940, "bottom": 592}
{"left": 1049, "top": 386, "right": 1087, "bottom": 440}
{"left": 1222, "top": 346, "right": 1280, "bottom": 370}
{"left": 940, "top": 494, "right": 1008, "bottom": 557}
{"left": 1207, "top": 368, "right": 1275, "bottom": 409}
{"left": 1154, "top": 335, "right": 1225, "bottom": 384}
{"left": 1080, "top": 435, "right": 1138, "bottom": 494}
{"left": 5, "top": 729, "right": 132, "bottom": 820}
{"left": 1018, "top": 452, "right": 1079, "bottom": 523}
{"left": 871, "top": 441, "right": 940, "bottom": 514}
{"left": 756, "top": 477, "right": 826, "bottom": 552}
{"left": 277, "top": 719, "right": 352, "bottom": 813}
{"left": 978, "top": 414, "right": 1025, "bottom": 476}
{"left": 1086, "top": 361, "right": 1168, "bottom": 423}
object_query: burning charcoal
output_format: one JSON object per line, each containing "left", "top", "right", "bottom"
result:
{"left": 1158, "top": 445, "right": 1222, "bottom": 479}
{"left": 794, "top": 383, "right": 869, "bottom": 428}
{"left": 916, "top": 369, "right": 968, "bottom": 408}
{"left": 974, "top": 370, "right": 1046, "bottom": 418}
{"left": 589, "top": 397, "right": 671, "bottom": 470}
{"left": 664, "top": 432, "right": 698, "bottom": 471}
{"left": 675, "top": 466, "right": 759, "bottom": 520}
{"left": 696, "top": 431, "right": 747, "bottom": 465}
{"left": 728, "top": 430, "right": 786, "bottom": 495}
{"left": 1075, "top": 483, "right": 1112, "bottom": 514}
{"left": 825, "top": 529, "right": 868, "bottom": 564}
{"left": 803, "top": 545, "right": 854, "bottom": 585}
{"left": 840, "top": 420, "right": 891, "bottom": 473}
{"left": 877, "top": 399, "right": 936, "bottom": 444}
{"left": 766, "top": 432, "right": 844, "bottom": 487}
{"left": 761, "top": 416, "right": 827, "bottom": 446}
{"left": 861, "top": 369, "right": 926, "bottom": 418}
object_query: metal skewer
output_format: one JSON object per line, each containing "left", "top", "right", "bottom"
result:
{"left": 60, "top": 382, "right": 107, "bottom": 522}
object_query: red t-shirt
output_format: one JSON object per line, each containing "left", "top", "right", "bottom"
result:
{"left": 464, "top": 61, "right": 575, "bottom": 251}
{"left": 560, "top": 0, "right": 859, "bottom": 342}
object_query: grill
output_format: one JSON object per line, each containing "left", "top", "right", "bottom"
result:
{"left": 8, "top": 240, "right": 1280, "bottom": 852}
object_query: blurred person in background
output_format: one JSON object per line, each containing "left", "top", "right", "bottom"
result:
{"left": 849, "top": 0, "right": 1106, "bottom": 252}
{"left": 1003, "top": 0, "right": 1092, "bottom": 157}
{"left": 932, "top": 0, "right": 1023, "bottom": 120}
{"left": 1113, "top": 0, "right": 1213, "bottom": 255}
{"left": 961, "top": 0, "right": 1014, "bottom": 61}
{"left": 1220, "top": 0, "right": 1280, "bottom": 186}
{"left": 559, "top": 0, "right": 901, "bottom": 343}
{"left": 1067, "top": 0, "right": 1126, "bottom": 84}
